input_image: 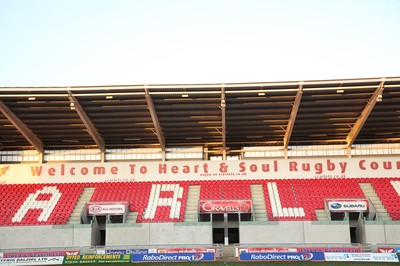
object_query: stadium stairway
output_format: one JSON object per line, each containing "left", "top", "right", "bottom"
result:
{"left": 315, "top": 209, "right": 330, "bottom": 221}
{"left": 184, "top": 185, "right": 201, "bottom": 222}
{"left": 359, "top": 183, "right": 391, "bottom": 221}
{"left": 67, "top": 187, "right": 95, "bottom": 224}
{"left": 125, "top": 212, "right": 137, "bottom": 223}
{"left": 220, "top": 245, "right": 236, "bottom": 262}
{"left": 250, "top": 184, "right": 268, "bottom": 221}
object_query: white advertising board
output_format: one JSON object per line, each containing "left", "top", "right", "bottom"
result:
{"left": 325, "top": 252, "right": 398, "bottom": 262}
{"left": 327, "top": 199, "right": 369, "bottom": 212}
{"left": 0, "top": 256, "right": 64, "bottom": 265}
{"left": 0, "top": 156, "right": 400, "bottom": 184}
{"left": 87, "top": 203, "right": 126, "bottom": 215}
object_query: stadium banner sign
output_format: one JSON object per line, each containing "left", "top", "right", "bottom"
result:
{"left": 298, "top": 247, "right": 361, "bottom": 253}
{"left": 327, "top": 199, "right": 368, "bottom": 212}
{"left": 325, "top": 252, "right": 398, "bottom": 262}
{"left": 104, "top": 249, "right": 148, "bottom": 254}
{"left": 0, "top": 256, "right": 63, "bottom": 265}
{"left": 63, "top": 254, "right": 131, "bottom": 264}
{"left": 378, "top": 247, "right": 395, "bottom": 253}
{"left": 237, "top": 246, "right": 360, "bottom": 256}
{"left": 156, "top": 248, "right": 216, "bottom": 253}
{"left": 87, "top": 202, "right": 127, "bottom": 215}
{"left": 3, "top": 156, "right": 400, "bottom": 184}
{"left": 1, "top": 251, "right": 79, "bottom": 258}
{"left": 199, "top": 200, "right": 252, "bottom": 213}
{"left": 131, "top": 252, "right": 216, "bottom": 262}
{"left": 239, "top": 252, "right": 325, "bottom": 262}
{"left": 237, "top": 248, "right": 298, "bottom": 257}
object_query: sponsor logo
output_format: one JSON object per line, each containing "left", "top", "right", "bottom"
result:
{"left": 378, "top": 248, "right": 394, "bottom": 253}
{"left": 302, "top": 253, "right": 313, "bottom": 261}
{"left": 89, "top": 205, "right": 102, "bottom": 213}
{"left": 330, "top": 203, "right": 342, "bottom": 209}
{"left": 87, "top": 203, "right": 126, "bottom": 215}
{"left": 199, "top": 200, "right": 252, "bottom": 213}
{"left": 327, "top": 200, "right": 368, "bottom": 212}
{"left": 0, "top": 166, "right": 10, "bottom": 177}
{"left": 47, "top": 257, "right": 63, "bottom": 262}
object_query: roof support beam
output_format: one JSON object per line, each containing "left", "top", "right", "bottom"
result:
{"left": 144, "top": 88, "right": 165, "bottom": 152}
{"left": 0, "top": 100, "right": 44, "bottom": 157}
{"left": 345, "top": 81, "right": 385, "bottom": 150}
{"left": 221, "top": 87, "right": 226, "bottom": 160}
{"left": 283, "top": 85, "right": 303, "bottom": 153}
{"left": 68, "top": 91, "right": 106, "bottom": 156}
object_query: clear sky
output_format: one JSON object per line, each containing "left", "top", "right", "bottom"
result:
{"left": 0, "top": 0, "right": 399, "bottom": 86}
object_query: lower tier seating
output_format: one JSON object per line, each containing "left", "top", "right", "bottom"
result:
{"left": 0, "top": 177, "right": 399, "bottom": 226}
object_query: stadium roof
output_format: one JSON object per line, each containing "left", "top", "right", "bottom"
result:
{"left": 0, "top": 77, "right": 400, "bottom": 156}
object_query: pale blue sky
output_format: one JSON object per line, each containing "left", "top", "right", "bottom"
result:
{"left": 0, "top": 0, "right": 399, "bottom": 86}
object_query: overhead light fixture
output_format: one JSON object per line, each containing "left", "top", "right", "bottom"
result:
{"left": 28, "top": 97, "right": 36, "bottom": 101}
{"left": 70, "top": 102, "right": 75, "bottom": 110}
{"left": 336, "top": 89, "right": 344, "bottom": 93}
{"left": 258, "top": 92, "right": 265, "bottom": 96}
{"left": 377, "top": 94, "right": 383, "bottom": 102}
{"left": 182, "top": 94, "right": 189, "bottom": 98}
{"left": 106, "top": 95, "right": 113, "bottom": 99}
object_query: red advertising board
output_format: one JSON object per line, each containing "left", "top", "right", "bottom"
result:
{"left": 199, "top": 200, "right": 252, "bottom": 213}
{"left": 378, "top": 247, "right": 395, "bottom": 253}
{"left": 87, "top": 202, "right": 127, "bottom": 215}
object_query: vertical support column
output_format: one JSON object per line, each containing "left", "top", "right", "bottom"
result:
{"left": 38, "top": 152, "right": 44, "bottom": 164}
{"left": 161, "top": 149, "right": 166, "bottom": 162}
{"left": 224, "top": 213, "right": 229, "bottom": 245}
{"left": 204, "top": 147, "right": 208, "bottom": 160}
{"left": 221, "top": 87, "right": 226, "bottom": 161}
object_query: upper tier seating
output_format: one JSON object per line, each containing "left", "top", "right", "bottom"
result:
{"left": 0, "top": 177, "right": 399, "bottom": 226}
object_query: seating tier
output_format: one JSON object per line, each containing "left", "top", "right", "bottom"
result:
{"left": 0, "top": 177, "right": 399, "bottom": 226}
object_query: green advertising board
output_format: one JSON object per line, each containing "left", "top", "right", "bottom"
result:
{"left": 63, "top": 254, "right": 131, "bottom": 264}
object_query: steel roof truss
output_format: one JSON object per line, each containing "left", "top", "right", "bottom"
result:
{"left": 0, "top": 100, "right": 44, "bottom": 154}
{"left": 345, "top": 81, "right": 385, "bottom": 149}
{"left": 68, "top": 92, "right": 105, "bottom": 153}
{"left": 283, "top": 85, "right": 303, "bottom": 149}
{"left": 145, "top": 88, "right": 165, "bottom": 150}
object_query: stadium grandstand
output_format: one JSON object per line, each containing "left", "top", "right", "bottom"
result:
{"left": 1, "top": 76, "right": 400, "bottom": 262}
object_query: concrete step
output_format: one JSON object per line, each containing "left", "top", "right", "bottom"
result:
{"left": 359, "top": 182, "right": 391, "bottom": 221}
{"left": 68, "top": 187, "right": 96, "bottom": 224}
{"left": 250, "top": 184, "right": 268, "bottom": 221}
{"left": 185, "top": 185, "right": 200, "bottom": 222}
{"left": 125, "top": 212, "right": 137, "bottom": 223}
{"left": 315, "top": 209, "right": 329, "bottom": 221}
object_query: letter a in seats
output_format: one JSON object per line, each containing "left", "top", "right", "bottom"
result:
{"left": 143, "top": 184, "right": 183, "bottom": 219}
{"left": 12, "top": 186, "right": 62, "bottom": 222}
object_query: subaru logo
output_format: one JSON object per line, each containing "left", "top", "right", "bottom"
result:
{"left": 330, "top": 203, "right": 342, "bottom": 209}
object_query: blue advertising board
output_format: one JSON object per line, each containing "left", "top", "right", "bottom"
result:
{"left": 239, "top": 252, "right": 325, "bottom": 262}
{"left": 132, "top": 252, "right": 216, "bottom": 262}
